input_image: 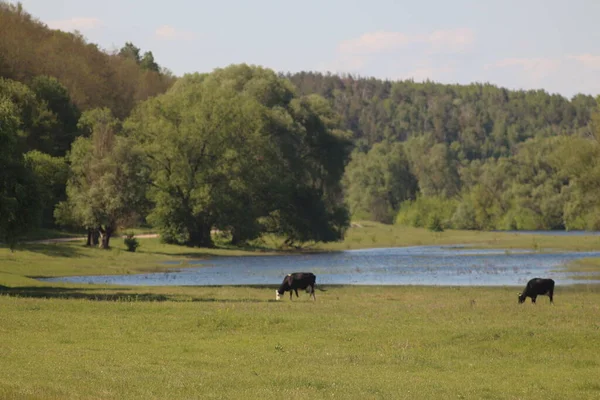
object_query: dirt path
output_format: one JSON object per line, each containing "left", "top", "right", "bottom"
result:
{"left": 26, "top": 233, "right": 160, "bottom": 244}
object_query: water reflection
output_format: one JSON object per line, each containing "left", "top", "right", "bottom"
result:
{"left": 41, "top": 246, "right": 600, "bottom": 287}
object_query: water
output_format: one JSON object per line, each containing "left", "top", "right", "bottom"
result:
{"left": 41, "top": 245, "right": 600, "bottom": 287}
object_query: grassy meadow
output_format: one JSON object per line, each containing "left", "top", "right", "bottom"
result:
{"left": 1, "top": 223, "right": 600, "bottom": 399}
{"left": 1, "top": 286, "right": 600, "bottom": 399}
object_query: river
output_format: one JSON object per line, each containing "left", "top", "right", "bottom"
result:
{"left": 41, "top": 245, "right": 600, "bottom": 287}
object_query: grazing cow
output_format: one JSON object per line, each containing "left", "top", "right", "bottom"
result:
{"left": 518, "top": 278, "right": 555, "bottom": 304}
{"left": 276, "top": 272, "right": 316, "bottom": 301}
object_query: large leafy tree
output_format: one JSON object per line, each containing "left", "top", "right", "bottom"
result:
{"left": 0, "top": 96, "right": 41, "bottom": 247}
{"left": 0, "top": 77, "right": 56, "bottom": 153}
{"left": 126, "top": 64, "right": 351, "bottom": 247}
{"left": 24, "top": 150, "right": 68, "bottom": 228}
{"left": 127, "top": 79, "right": 268, "bottom": 247}
{"left": 29, "top": 75, "right": 80, "bottom": 156}
{"left": 344, "top": 142, "right": 417, "bottom": 223}
{"left": 266, "top": 94, "right": 351, "bottom": 245}
{"left": 55, "top": 108, "right": 147, "bottom": 248}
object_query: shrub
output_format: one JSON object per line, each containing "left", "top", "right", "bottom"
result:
{"left": 427, "top": 214, "right": 444, "bottom": 232}
{"left": 396, "top": 196, "right": 456, "bottom": 229}
{"left": 124, "top": 232, "right": 140, "bottom": 252}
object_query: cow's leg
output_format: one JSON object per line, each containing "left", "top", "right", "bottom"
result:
{"left": 289, "top": 291, "right": 293, "bottom": 300}
{"left": 310, "top": 285, "right": 316, "bottom": 301}
{"left": 531, "top": 296, "right": 537, "bottom": 304}
{"left": 549, "top": 290, "right": 554, "bottom": 304}
{"left": 294, "top": 289, "right": 299, "bottom": 298}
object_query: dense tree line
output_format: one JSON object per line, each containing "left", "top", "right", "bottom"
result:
{"left": 289, "top": 72, "right": 600, "bottom": 230}
{"left": 287, "top": 72, "right": 596, "bottom": 157}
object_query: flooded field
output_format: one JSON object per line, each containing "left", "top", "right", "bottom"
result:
{"left": 41, "top": 245, "right": 600, "bottom": 287}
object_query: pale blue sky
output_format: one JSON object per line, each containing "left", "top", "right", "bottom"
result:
{"left": 14, "top": 0, "right": 600, "bottom": 98}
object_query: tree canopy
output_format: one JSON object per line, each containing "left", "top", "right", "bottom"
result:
{"left": 126, "top": 65, "right": 351, "bottom": 247}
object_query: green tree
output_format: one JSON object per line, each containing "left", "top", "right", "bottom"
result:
{"left": 127, "top": 65, "right": 350, "bottom": 247}
{"left": 24, "top": 150, "right": 68, "bottom": 228}
{"left": 0, "top": 77, "right": 57, "bottom": 153}
{"left": 549, "top": 133, "right": 600, "bottom": 230}
{"left": 29, "top": 75, "right": 80, "bottom": 156}
{"left": 344, "top": 142, "right": 417, "bottom": 223}
{"left": 118, "top": 42, "right": 141, "bottom": 64}
{"left": 55, "top": 108, "right": 146, "bottom": 248}
{"left": 126, "top": 76, "right": 268, "bottom": 247}
{"left": 267, "top": 94, "right": 351, "bottom": 245}
{"left": 405, "top": 135, "right": 460, "bottom": 198}
{"left": 140, "top": 51, "right": 159, "bottom": 72}
{"left": 0, "top": 96, "right": 41, "bottom": 247}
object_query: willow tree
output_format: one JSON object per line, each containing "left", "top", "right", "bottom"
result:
{"left": 126, "top": 64, "right": 351, "bottom": 247}
{"left": 55, "top": 108, "right": 147, "bottom": 248}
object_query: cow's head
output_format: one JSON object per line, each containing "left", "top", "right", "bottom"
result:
{"left": 517, "top": 292, "right": 526, "bottom": 304}
{"left": 275, "top": 290, "right": 281, "bottom": 301}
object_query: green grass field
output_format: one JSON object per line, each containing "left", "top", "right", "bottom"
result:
{"left": 1, "top": 223, "right": 600, "bottom": 399}
{"left": 1, "top": 286, "right": 600, "bottom": 399}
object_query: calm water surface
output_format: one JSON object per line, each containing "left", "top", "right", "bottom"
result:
{"left": 42, "top": 245, "right": 600, "bottom": 287}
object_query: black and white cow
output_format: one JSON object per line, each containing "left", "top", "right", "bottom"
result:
{"left": 276, "top": 272, "right": 316, "bottom": 301}
{"left": 518, "top": 278, "right": 555, "bottom": 304}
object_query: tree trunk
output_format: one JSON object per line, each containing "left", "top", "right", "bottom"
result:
{"left": 86, "top": 227, "right": 100, "bottom": 246}
{"left": 98, "top": 225, "right": 114, "bottom": 249}
{"left": 201, "top": 222, "right": 213, "bottom": 247}
{"left": 187, "top": 220, "right": 213, "bottom": 247}
{"left": 92, "top": 228, "right": 100, "bottom": 246}
{"left": 230, "top": 230, "right": 242, "bottom": 246}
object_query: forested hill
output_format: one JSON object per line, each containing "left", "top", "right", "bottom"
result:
{"left": 0, "top": 1, "right": 174, "bottom": 119}
{"left": 286, "top": 72, "right": 597, "bottom": 159}
{"left": 284, "top": 72, "right": 600, "bottom": 232}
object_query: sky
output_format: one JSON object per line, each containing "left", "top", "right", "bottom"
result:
{"left": 13, "top": 0, "right": 600, "bottom": 98}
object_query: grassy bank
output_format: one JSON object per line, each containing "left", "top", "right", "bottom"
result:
{"left": 1, "top": 286, "right": 600, "bottom": 399}
{"left": 0, "top": 237, "right": 276, "bottom": 282}
{"left": 317, "top": 222, "right": 600, "bottom": 252}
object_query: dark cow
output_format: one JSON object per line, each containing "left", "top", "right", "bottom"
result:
{"left": 276, "top": 272, "right": 316, "bottom": 301}
{"left": 518, "top": 278, "right": 555, "bottom": 304}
